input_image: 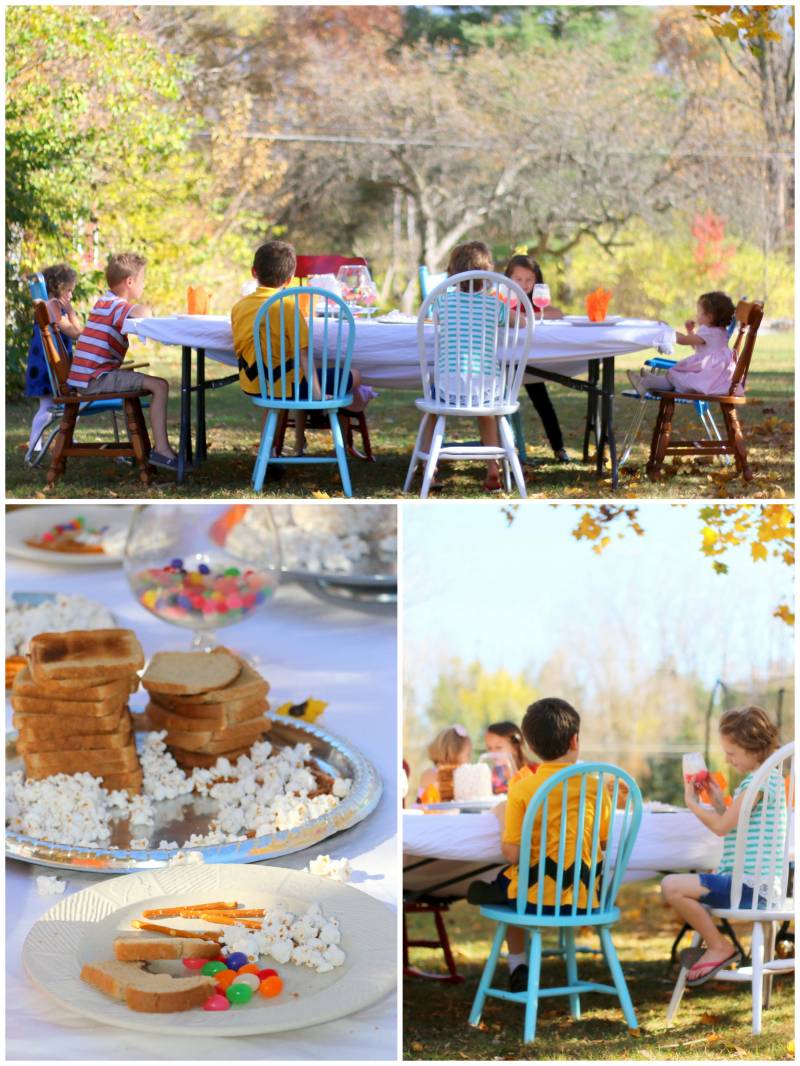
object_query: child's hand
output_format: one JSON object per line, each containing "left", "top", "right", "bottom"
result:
{"left": 684, "top": 779, "right": 700, "bottom": 808}
{"left": 684, "top": 319, "right": 695, "bottom": 332}
{"left": 705, "top": 776, "right": 727, "bottom": 814}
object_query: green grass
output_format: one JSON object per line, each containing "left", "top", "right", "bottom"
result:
{"left": 404, "top": 883, "right": 795, "bottom": 1060}
{"left": 5, "top": 333, "right": 793, "bottom": 499}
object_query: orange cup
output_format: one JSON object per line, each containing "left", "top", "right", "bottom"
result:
{"left": 187, "top": 286, "right": 211, "bottom": 314}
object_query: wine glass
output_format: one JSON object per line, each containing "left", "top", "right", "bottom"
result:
{"left": 532, "top": 283, "right": 551, "bottom": 322}
{"left": 479, "top": 751, "right": 514, "bottom": 794}
{"left": 123, "top": 505, "right": 282, "bottom": 652}
{"left": 336, "top": 264, "right": 378, "bottom": 311}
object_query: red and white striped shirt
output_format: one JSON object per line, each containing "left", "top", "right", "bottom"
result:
{"left": 66, "top": 292, "right": 133, "bottom": 389}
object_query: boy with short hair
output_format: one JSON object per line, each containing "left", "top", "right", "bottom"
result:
{"left": 231, "top": 240, "right": 360, "bottom": 455}
{"left": 468, "top": 697, "right": 611, "bottom": 992}
{"left": 66, "top": 252, "right": 178, "bottom": 471}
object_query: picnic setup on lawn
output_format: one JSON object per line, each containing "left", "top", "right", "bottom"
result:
{"left": 402, "top": 714, "right": 795, "bottom": 1051}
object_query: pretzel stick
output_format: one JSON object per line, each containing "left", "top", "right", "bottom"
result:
{"left": 131, "top": 919, "right": 223, "bottom": 942}
{"left": 192, "top": 912, "right": 264, "bottom": 929}
{"left": 142, "top": 901, "right": 237, "bottom": 918}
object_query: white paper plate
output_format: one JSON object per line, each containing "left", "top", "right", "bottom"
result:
{"left": 563, "top": 315, "right": 622, "bottom": 327}
{"left": 23, "top": 864, "right": 395, "bottom": 1037}
{"left": 5, "top": 506, "right": 133, "bottom": 566}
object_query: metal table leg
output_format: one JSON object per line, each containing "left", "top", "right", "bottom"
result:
{"left": 196, "top": 347, "right": 207, "bottom": 463}
{"left": 583, "top": 361, "right": 600, "bottom": 461}
{"left": 178, "top": 345, "right": 192, "bottom": 485}
{"left": 600, "top": 356, "right": 618, "bottom": 488}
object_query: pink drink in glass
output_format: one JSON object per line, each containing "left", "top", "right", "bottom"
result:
{"left": 682, "top": 752, "right": 709, "bottom": 785}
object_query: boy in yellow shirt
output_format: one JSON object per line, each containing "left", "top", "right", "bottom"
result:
{"left": 468, "top": 697, "right": 611, "bottom": 993}
{"left": 231, "top": 240, "right": 360, "bottom": 455}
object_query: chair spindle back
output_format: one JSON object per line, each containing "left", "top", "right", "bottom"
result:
{"left": 729, "top": 300, "right": 764, "bottom": 392}
{"left": 33, "top": 300, "right": 71, "bottom": 398}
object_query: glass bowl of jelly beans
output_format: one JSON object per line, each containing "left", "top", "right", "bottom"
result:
{"left": 124, "top": 505, "right": 282, "bottom": 650}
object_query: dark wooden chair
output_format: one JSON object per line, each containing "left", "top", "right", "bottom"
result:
{"left": 33, "top": 301, "right": 154, "bottom": 487}
{"left": 645, "top": 300, "right": 764, "bottom": 482}
{"left": 403, "top": 897, "right": 465, "bottom": 984}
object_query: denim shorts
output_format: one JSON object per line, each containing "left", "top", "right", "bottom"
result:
{"left": 297, "top": 369, "right": 353, "bottom": 400}
{"left": 698, "top": 873, "right": 767, "bottom": 910}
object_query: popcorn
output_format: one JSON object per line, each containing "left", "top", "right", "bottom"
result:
{"left": 129, "top": 837, "right": 150, "bottom": 850}
{"left": 36, "top": 875, "right": 66, "bottom": 896}
{"left": 307, "top": 854, "right": 352, "bottom": 882}
{"left": 6, "top": 594, "right": 114, "bottom": 657}
{"left": 219, "top": 901, "right": 346, "bottom": 972}
{"left": 167, "top": 850, "right": 205, "bottom": 866}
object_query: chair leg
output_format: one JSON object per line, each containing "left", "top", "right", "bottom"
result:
{"left": 564, "top": 927, "right": 581, "bottom": 1019}
{"left": 523, "top": 929, "right": 543, "bottom": 1044}
{"left": 666, "top": 930, "right": 701, "bottom": 1024}
{"left": 509, "top": 409, "right": 527, "bottom": 462}
{"left": 751, "top": 920, "right": 764, "bottom": 1035}
{"left": 724, "top": 404, "right": 752, "bottom": 481}
{"left": 273, "top": 411, "right": 289, "bottom": 458}
{"left": 619, "top": 400, "right": 647, "bottom": 468}
{"left": 762, "top": 920, "right": 776, "bottom": 1012}
{"left": 469, "top": 921, "right": 507, "bottom": 1027}
{"left": 124, "top": 399, "right": 152, "bottom": 486}
{"left": 357, "top": 412, "right": 376, "bottom": 462}
{"left": 26, "top": 417, "right": 60, "bottom": 467}
{"left": 502, "top": 456, "right": 512, "bottom": 494}
{"left": 252, "top": 410, "right": 278, "bottom": 492}
{"left": 46, "top": 405, "right": 78, "bottom": 487}
{"left": 599, "top": 926, "right": 638, "bottom": 1030}
{"left": 110, "top": 408, "right": 121, "bottom": 444}
{"left": 646, "top": 398, "right": 674, "bottom": 481}
{"left": 499, "top": 416, "right": 527, "bottom": 499}
{"left": 403, "top": 414, "right": 430, "bottom": 493}
{"left": 420, "top": 416, "right": 445, "bottom": 500}
{"left": 329, "top": 409, "right": 353, "bottom": 498}
{"left": 433, "top": 909, "right": 462, "bottom": 982}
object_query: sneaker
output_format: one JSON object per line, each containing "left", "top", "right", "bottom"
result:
{"left": 509, "top": 964, "right": 529, "bottom": 993}
{"left": 553, "top": 448, "right": 570, "bottom": 463}
{"left": 626, "top": 370, "right": 647, "bottom": 398}
{"left": 466, "top": 880, "right": 508, "bottom": 906}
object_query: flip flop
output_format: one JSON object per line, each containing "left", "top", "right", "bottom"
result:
{"left": 686, "top": 949, "right": 741, "bottom": 987}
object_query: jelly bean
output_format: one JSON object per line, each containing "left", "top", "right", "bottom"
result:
{"left": 228, "top": 595, "right": 244, "bottom": 610}
{"left": 198, "top": 563, "right": 211, "bottom": 575}
{"left": 186, "top": 571, "right": 204, "bottom": 585}
{"left": 142, "top": 590, "right": 158, "bottom": 608}
{"left": 182, "top": 957, "right": 208, "bottom": 970}
{"left": 215, "top": 969, "right": 236, "bottom": 991}
{"left": 257, "top": 968, "right": 278, "bottom": 981}
{"left": 225, "top": 951, "right": 249, "bottom": 971}
{"left": 259, "top": 975, "right": 283, "bottom": 998}
{"left": 201, "top": 960, "right": 228, "bottom": 976}
{"left": 226, "top": 983, "right": 253, "bottom": 1005}
{"left": 224, "top": 567, "right": 240, "bottom": 577}
{"left": 232, "top": 973, "right": 260, "bottom": 992}
{"left": 238, "top": 963, "right": 261, "bottom": 976}
{"left": 170, "top": 558, "right": 183, "bottom": 569}
{"left": 203, "top": 993, "right": 231, "bottom": 1012}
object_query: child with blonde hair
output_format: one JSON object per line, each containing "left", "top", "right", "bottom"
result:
{"left": 661, "top": 705, "right": 785, "bottom": 987}
{"left": 417, "top": 724, "right": 473, "bottom": 797}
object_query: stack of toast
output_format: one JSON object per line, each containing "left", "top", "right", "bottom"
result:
{"left": 142, "top": 648, "right": 271, "bottom": 769}
{"left": 12, "top": 629, "right": 145, "bottom": 793}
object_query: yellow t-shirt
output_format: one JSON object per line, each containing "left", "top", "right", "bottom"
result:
{"left": 502, "top": 762, "right": 612, "bottom": 907}
{"left": 231, "top": 286, "right": 309, "bottom": 397}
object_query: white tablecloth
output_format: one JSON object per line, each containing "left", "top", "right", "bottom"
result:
{"left": 123, "top": 315, "right": 675, "bottom": 390}
{"left": 403, "top": 808, "right": 722, "bottom": 898}
{"left": 6, "top": 539, "right": 397, "bottom": 1060}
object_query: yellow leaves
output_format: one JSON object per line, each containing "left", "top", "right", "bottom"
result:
{"left": 787, "top": 1039, "right": 795, "bottom": 1059}
{"left": 773, "top": 604, "right": 794, "bottom": 627}
{"left": 274, "top": 698, "right": 328, "bottom": 722}
{"left": 701, "top": 526, "right": 720, "bottom": 552}
{"left": 750, "top": 541, "right": 768, "bottom": 561}
{"left": 310, "top": 490, "right": 331, "bottom": 499}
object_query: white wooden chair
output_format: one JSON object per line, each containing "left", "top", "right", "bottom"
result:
{"left": 667, "top": 741, "right": 794, "bottom": 1035}
{"left": 403, "top": 270, "right": 534, "bottom": 498}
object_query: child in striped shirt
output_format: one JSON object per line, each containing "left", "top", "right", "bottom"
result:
{"left": 67, "top": 252, "right": 178, "bottom": 472}
{"left": 661, "top": 706, "right": 786, "bottom": 986}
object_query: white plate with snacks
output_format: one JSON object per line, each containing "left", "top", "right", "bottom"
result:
{"left": 563, "top": 315, "right": 623, "bottom": 327}
{"left": 23, "top": 863, "right": 395, "bottom": 1036}
{"left": 6, "top": 506, "right": 133, "bottom": 565}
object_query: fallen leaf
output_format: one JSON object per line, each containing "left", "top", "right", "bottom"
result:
{"left": 699, "top": 1012, "right": 721, "bottom": 1025}
{"left": 410, "top": 1042, "right": 424, "bottom": 1053}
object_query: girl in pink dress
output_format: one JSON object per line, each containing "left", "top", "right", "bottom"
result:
{"left": 628, "top": 291, "right": 738, "bottom": 397}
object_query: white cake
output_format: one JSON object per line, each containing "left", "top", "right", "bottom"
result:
{"left": 454, "top": 762, "right": 493, "bottom": 802}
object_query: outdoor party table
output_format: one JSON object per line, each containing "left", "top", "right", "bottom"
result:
{"left": 6, "top": 552, "right": 397, "bottom": 1061}
{"left": 402, "top": 806, "right": 723, "bottom": 902}
{"left": 123, "top": 315, "right": 675, "bottom": 487}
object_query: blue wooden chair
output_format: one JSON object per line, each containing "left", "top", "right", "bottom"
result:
{"left": 468, "top": 763, "right": 643, "bottom": 1043}
{"left": 249, "top": 286, "right": 356, "bottom": 496}
{"left": 418, "top": 265, "right": 447, "bottom": 300}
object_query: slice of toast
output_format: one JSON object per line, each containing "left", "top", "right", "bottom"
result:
{"left": 160, "top": 653, "right": 269, "bottom": 707}
{"left": 24, "top": 766, "right": 144, "bottom": 794}
{"left": 28, "top": 629, "right": 145, "bottom": 684}
{"left": 80, "top": 959, "right": 214, "bottom": 1012}
{"left": 169, "top": 744, "right": 254, "bottom": 769}
{"left": 146, "top": 703, "right": 270, "bottom": 753}
{"left": 11, "top": 692, "right": 129, "bottom": 717}
{"left": 141, "top": 650, "right": 241, "bottom": 696}
{"left": 24, "top": 741, "right": 141, "bottom": 776}
{"left": 13, "top": 705, "right": 128, "bottom": 737}
{"left": 145, "top": 698, "right": 269, "bottom": 731}
{"left": 12, "top": 664, "right": 138, "bottom": 702}
{"left": 114, "top": 935, "right": 220, "bottom": 962}
{"left": 17, "top": 722, "right": 133, "bottom": 754}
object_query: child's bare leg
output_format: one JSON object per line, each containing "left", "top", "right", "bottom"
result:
{"left": 507, "top": 927, "right": 526, "bottom": 956}
{"left": 294, "top": 412, "right": 307, "bottom": 453}
{"left": 478, "top": 415, "right": 500, "bottom": 484}
{"left": 661, "top": 874, "right": 732, "bottom": 968}
{"left": 146, "top": 378, "right": 175, "bottom": 457}
{"left": 337, "top": 369, "right": 361, "bottom": 442}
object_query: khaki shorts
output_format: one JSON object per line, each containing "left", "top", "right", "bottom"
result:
{"left": 83, "top": 369, "right": 149, "bottom": 394}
